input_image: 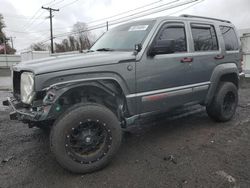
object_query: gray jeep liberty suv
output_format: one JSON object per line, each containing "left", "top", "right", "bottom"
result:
{"left": 3, "top": 15, "right": 244, "bottom": 173}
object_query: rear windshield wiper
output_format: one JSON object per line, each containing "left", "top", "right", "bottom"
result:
{"left": 96, "top": 48, "right": 114, "bottom": 51}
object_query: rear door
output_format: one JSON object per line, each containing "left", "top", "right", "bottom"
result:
{"left": 185, "top": 22, "right": 220, "bottom": 101}
{"left": 188, "top": 22, "right": 220, "bottom": 82}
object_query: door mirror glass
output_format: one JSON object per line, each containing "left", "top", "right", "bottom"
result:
{"left": 148, "top": 39, "right": 175, "bottom": 56}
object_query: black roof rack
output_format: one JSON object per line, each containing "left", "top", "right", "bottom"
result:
{"left": 180, "top": 14, "right": 231, "bottom": 23}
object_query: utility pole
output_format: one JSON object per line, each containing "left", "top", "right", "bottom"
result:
{"left": 41, "top": 6, "right": 59, "bottom": 54}
{"left": 106, "top": 21, "right": 109, "bottom": 31}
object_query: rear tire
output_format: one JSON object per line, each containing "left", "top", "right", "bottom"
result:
{"left": 206, "top": 82, "right": 238, "bottom": 122}
{"left": 50, "top": 103, "right": 122, "bottom": 174}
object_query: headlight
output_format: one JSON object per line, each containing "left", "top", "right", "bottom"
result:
{"left": 21, "top": 72, "right": 35, "bottom": 104}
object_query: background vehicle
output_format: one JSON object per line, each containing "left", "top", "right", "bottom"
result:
{"left": 3, "top": 15, "right": 243, "bottom": 173}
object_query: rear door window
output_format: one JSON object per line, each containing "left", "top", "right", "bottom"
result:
{"left": 220, "top": 26, "right": 239, "bottom": 51}
{"left": 191, "top": 24, "right": 218, "bottom": 51}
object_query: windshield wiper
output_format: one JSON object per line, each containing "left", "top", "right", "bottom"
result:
{"left": 96, "top": 48, "right": 114, "bottom": 51}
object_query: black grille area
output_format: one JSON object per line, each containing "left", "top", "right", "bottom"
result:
{"left": 13, "top": 71, "right": 21, "bottom": 96}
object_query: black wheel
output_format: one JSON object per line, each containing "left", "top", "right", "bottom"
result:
{"left": 206, "top": 82, "right": 238, "bottom": 122}
{"left": 50, "top": 103, "right": 122, "bottom": 174}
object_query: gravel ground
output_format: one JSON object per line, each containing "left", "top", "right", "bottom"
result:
{"left": 0, "top": 87, "right": 250, "bottom": 188}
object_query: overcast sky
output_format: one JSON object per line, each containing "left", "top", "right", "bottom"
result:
{"left": 0, "top": 0, "right": 249, "bottom": 53}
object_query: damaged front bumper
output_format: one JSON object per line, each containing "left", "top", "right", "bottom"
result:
{"left": 2, "top": 97, "right": 51, "bottom": 122}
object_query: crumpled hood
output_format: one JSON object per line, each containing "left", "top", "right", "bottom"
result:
{"left": 13, "top": 51, "right": 135, "bottom": 75}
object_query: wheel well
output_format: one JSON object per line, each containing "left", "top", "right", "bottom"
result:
{"left": 220, "top": 73, "right": 239, "bottom": 88}
{"left": 51, "top": 81, "right": 128, "bottom": 123}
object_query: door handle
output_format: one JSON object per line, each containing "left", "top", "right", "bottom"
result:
{"left": 181, "top": 57, "right": 193, "bottom": 63}
{"left": 214, "top": 55, "right": 224, "bottom": 60}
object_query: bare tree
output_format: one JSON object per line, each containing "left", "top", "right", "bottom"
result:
{"left": 72, "top": 22, "right": 94, "bottom": 50}
{"left": 30, "top": 42, "right": 47, "bottom": 51}
{"left": 54, "top": 22, "right": 95, "bottom": 53}
{"left": 0, "top": 14, "right": 16, "bottom": 54}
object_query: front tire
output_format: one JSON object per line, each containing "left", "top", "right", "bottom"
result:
{"left": 206, "top": 82, "right": 238, "bottom": 122}
{"left": 50, "top": 103, "right": 122, "bottom": 174}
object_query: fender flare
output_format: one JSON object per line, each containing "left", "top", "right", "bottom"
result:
{"left": 205, "top": 63, "right": 239, "bottom": 105}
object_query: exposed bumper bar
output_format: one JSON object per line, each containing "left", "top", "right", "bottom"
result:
{"left": 3, "top": 97, "right": 36, "bottom": 121}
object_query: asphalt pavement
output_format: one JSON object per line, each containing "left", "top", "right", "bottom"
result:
{"left": 0, "top": 76, "right": 11, "bottom": 90}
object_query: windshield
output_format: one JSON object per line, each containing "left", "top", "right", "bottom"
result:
{"left": 91, "top": 20, "right": 155, "bottom": 51}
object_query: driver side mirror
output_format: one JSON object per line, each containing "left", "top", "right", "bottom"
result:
{"left": 148, "top": 39, "right": 175, "bottom": 56}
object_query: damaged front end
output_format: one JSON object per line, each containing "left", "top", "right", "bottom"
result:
{"left": 2, "top": 96, "right": 52, "bottom": 124}
{"left": 2, "top": 70, "right": 57, "bottom": 127}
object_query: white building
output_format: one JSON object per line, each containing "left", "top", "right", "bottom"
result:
{"left": 239, "top": 28, "right": 250, "bottom": 77}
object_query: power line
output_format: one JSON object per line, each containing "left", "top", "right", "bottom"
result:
{"left": 22, "top": 8, "right": 43, "bottom": 30}
{"left": 54, "top": 0, "right": 198, "bottom": 38}
{"left": 2, "top": 15, "right": 44, "bottom": 20}
{"left": 22, "top": 1, "right": 61, "bottom": 31}
{"left": 20, "top": 0, "right": 203, "bottom": 51}
{"left": 22, "top": 1, "right": 70, "bottom": 31}
{"left": 82, "top": 0, "right": 170, "bottom": 25}
{"left": 43, "top": 0, "right": 57, "bottom": 6}
{"left": 23, "top": 11, "right": 47, "bottom": 31}
{"left": 100, "top": 0, "right": 180, "bottom": 25}
{"left": 55, "top": 0, "right": 167, "bottom": 28}
{"left": 3, "top": 28, "right": 48, "bottom": 34}
{"left": 50, "top": 0, "right": 66, "bottom": 7}
{"left": 59, "top": 0, "right": 81, "bottom": 9}
{"left": 168, "top": 0, "right": 204, "bottom": 15}
{"left": 15, "top": 0, "right": 173, "bottom": 34}
{"left": 57, "top": 0, "right": 177, "bottom": 30}
{"left": 54, "top": 0, "right": 181, "bottom": 37}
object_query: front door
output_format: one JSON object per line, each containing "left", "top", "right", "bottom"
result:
{"left": 133, "top": 21, "right": 197, "bottom": 114}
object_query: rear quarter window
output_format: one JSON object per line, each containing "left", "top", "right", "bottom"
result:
{"left": 220, "top": 26, "right": 239, "bottom": 51}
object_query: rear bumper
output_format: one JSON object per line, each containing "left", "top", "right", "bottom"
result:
{"left": 2, "top": 97, "right": 47, "bottom": 122}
